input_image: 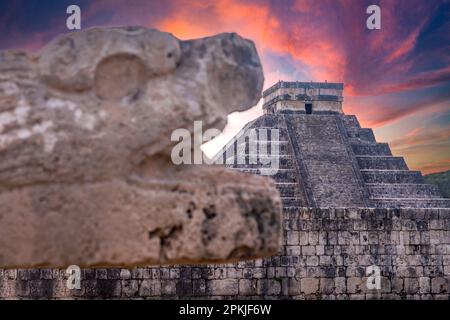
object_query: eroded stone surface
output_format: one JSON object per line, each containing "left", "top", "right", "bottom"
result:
{"left": 0, "top": 26, "right": 281, "bottom": 268}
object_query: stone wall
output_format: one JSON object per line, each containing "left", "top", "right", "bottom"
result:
{"left": 1, "top": 208, "right": 449, "bottom": 299}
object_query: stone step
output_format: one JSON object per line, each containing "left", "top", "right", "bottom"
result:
{"left": 290, "top": 114, "right": 338, "bottom": 127}
{"left": 250, "top": 126, "right": 288, "bottom": 132}
{"left": 248, "top": 126, "right": 286, "bottom": 130}
{"left": 250, "top": 140, "right": 289, "bottom": 144}
{"left": 275, "top": 182, "right": 298, "bottom": 197}
{"left": 236, "top": 140, "right": 290, "bottom": 154}
{"left": 361, "top": 170, "right": 424, "bottom": 184}
{"left": 282, "top": 206, "right": 303, "bottom": 212}
{"left": 371, "top": 198, "right": 450, "bottom": 208}
{"left": 224, "top": 154, "right": 294, "bottom": 168}
{"left": 356, "top": 156, "right": 408, "bottom": 170}
{"left": 367, "top": 183, "right": 443, "bottom": 198}
{"left": 346, "top": 128, "right": 376, "bottom": 143}
{"left": 228, "top": 168, "right": 297, "bottom": 182}
{"left": 280, "top": 197, "right": 303, "bottom": 207}
{"left": 341, "top": 115, "right": 361, "bottom": 128}
{"left": 236, "top": 138, "right": 290, "bottom": 144}
{"left": 351, "top": 143, "right": 392, "bottom": 156}
{"left": 229, "top": 163, "right": 291, "bottom": 170}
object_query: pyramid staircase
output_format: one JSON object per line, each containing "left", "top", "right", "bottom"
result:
{"left": 215, "top": 112, "right": 450, "bottom": 209}
{"left": 342, "top": 114, "right": 449, "bottom": 208}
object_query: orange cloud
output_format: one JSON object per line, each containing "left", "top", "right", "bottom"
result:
{"left": 418, "top": 160, "right": 450, "bottom": 175}
{"left": 156, "top": 0, "right": 346, "bottom": 82}
{"left": 390, "top": 127, "right": 450, "bottom": 150}
{"left": 345, "top": 91, "right": 450, "bottom": 128}
{"left": 378, "top": 67, "right": 450, "bottom": 95}
{"left": 385, "top": 21, "right": 424, "bottom": 63}
{"left": 387, "top": 125, "right": 450, "bottom": 174}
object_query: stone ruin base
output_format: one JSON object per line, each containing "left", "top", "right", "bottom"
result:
{"left": 1, "top": 208, "right": 449, "bottom": 299}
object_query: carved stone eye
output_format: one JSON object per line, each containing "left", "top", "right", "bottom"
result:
{"left": 94, "top": 54, "right": 147, "bottom": 100}
{"left": 37, "top": 27, "right": 181, "bottom": 96}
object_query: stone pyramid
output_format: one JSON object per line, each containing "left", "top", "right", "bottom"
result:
{"left": 215, "top": 81, "right": 450, "bottom": 208}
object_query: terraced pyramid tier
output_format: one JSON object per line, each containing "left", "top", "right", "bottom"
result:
{"left": 215, "top": 111, "right": 449, "bottom": 209}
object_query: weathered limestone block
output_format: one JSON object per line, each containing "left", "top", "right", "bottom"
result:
{"left": 0, "top": 26, "right": 281, "bottom": 268}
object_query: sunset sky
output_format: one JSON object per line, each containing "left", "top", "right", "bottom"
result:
{"left": 0, "top": 0, "right": 449, "bottom": 174}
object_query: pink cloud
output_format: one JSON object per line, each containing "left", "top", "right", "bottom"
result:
{"left": 385, "top": 23, "right": 422, "bottom": 64}
{"left": 345, "top": 91, "right": 450, "bottom": 128}
{"left": 1, "top": 0, "right": 448, "bottom": 172}
{"left": 377, "top": 67, "right": 450, "bottom": 95}
{"left": 156, "top": 0, "right": 347, "bottom": 82}
{"left": 390, "top": 126, "right": 450, "bottom": 150}
{"left": 418, "top": 160, "right": 450, "bottom": 175}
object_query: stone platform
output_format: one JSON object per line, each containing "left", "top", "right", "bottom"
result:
{"left": 1, "top": 208, "right": 448, "bottom": 299}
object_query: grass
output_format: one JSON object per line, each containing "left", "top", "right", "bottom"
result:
{"left": 424, "top": 170, "right": 450, "bottom": 198}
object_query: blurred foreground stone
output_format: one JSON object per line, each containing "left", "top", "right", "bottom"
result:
{"left": 0, "top": 26, "right": 281, "bottom": 268}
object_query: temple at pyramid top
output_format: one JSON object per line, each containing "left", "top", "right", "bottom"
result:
{"left": 262, "top": 81, "right": 344, "bottom": 114}
{"left": 215, "top": 81, "right": 450, "bottom": 209}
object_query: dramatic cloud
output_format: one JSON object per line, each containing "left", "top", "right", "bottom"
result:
{"left": 345, "top": 86, "right": 450, "bottom": 128}
{"left": 0, "top": 0, "right": 449, "bottom": 173}
{"left": 390, "top": 127, "right": 450, "bottom": 151}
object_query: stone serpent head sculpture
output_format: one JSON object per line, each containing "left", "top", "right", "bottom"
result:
{"left": 0, "top": 26, "right": 281, "bottom": 268}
